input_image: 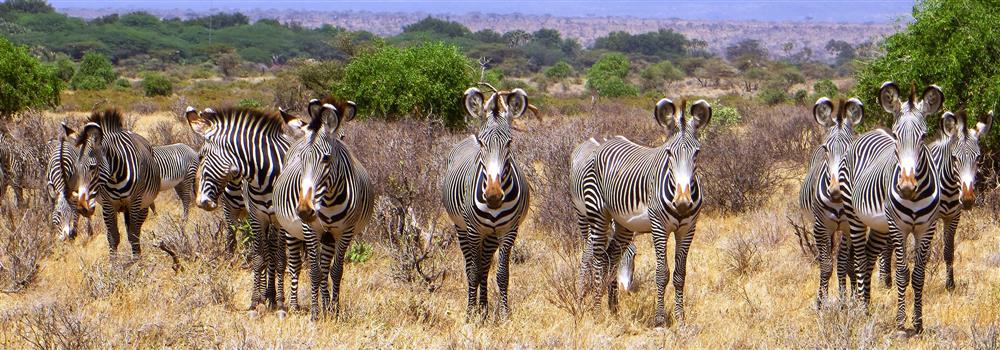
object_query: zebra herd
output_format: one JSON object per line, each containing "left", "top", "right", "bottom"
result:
{"left": 18, "top": 80, "right": 988, "bottom": 330}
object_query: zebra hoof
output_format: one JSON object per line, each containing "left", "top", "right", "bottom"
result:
{"left": 945, "top": 279, "right": 956, "bottom": 292}
{"left": 654, "top": 312, "right": 668, "bottom": 328}
{"left": 247, "top": 310, "right": 259, "bottom": 319}
{"left": 276, "top": 310, "right": 287, "bottom": 320}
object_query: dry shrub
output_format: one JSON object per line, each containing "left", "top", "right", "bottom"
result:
{"left": 178, "top": 264, "right": 236, "bottom": 309}
{"left": 724, "top": 236, "right": 762, "bottom": 277}
{"left": 82, "top": 260, "right": 152, "bottom": 298}
{"left": 0, "top": 299, "right": 96, "bottom": 350}
{"left": 152, "top": 213, "right": 231, "bottom": 264}
{"left": 790, "top": 305, "right": 882, "bottom": 349}
{"left": 131, "top": 100, "right": 157, "bottom": 114}
{"left": 366, "top": 195, "right": 452, "bottom": 291}
{"left": 970, "top": 321, "right": 999, "bottom": 350}
{"left": 0, "top": 210, "right": 52, "bottom": 293}
{"left": 543, "top": 250, "right": 593, "bottom": 326}
{"left": 146, "top": 120, "right": 187, "bottom": 146}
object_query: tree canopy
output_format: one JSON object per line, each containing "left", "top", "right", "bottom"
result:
{"left": 0, "top": 37, "right": 61, "bottom": 119}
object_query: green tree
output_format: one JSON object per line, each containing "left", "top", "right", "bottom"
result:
{"left": 0, "top": 37, "right": 61, "bottom": 120}
{"left": 586, "top": 53, "right": 638, "bottom": 97}
{"left": 544, "top": 61, "right": 573, "bottom": 79}
{"left": 813, "top": 79, "right": 839, "bottom": 99}
{"left": 725, "top": 39, "right": 769, "bottom": 71}
{"left": 140, "top": 72, "right": 172, "bottom": 96}
{"left": 594, "top": 29, "right": 690, "bottom": 59}
{"left": 333, "top": 42, "right": 474, "bottom": 127}
{"left": 853, "top": 0, "right": 1000, "bottom": 150}
{"left": 51, "top": 57, "right": 75, "bottom": 82}
{"left": 640, "top": 60, "right": 684, "bottom": 92}
{"left": 402, "top": 17, "right": 469, "bottom": 37}
{"left": 0, "top": 0, "right": 54, "bottom": 14}
{"left": 70, "top": 51, "right": 116, "bottom": 90}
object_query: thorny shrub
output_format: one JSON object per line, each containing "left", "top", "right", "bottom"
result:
{"left": 0, "top": 300, "right": 96, "bottom": 350}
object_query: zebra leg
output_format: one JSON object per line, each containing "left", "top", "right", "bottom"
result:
{"left": 271, "top": 226, "right": 287, "bottom": 311}
{"left": 587, "top": 212, "right": 613, "bottom": 302}
{"left": 102, "top": 205, "right": 121, "bottom": 259}
{"left": 175, "top": 183, "right": 192, "bottom": 223}
{"left": 605, "top": 226, "right": 635, "bottom": 315}
{"left": 286, "top": 236, "right": 305, "bottom": 311}
{"left": 457, "top": 226, "right": 481, "bottom": 321}
{"left": 577, "top": 213, "right": 594, "bottom": 292}
{"left": 478, "top": 234, "right": 500, "bottom": 314}
{"left": 887, "top": 222, "right": 910, "bottom": 331}
{"left": 316, "top": 232, "right": 336, "bottom": 314}
{"left": 814, "top": 219, "right": 833, "bottom": 308}
{"left": 651, "top": 216, "right": 671, "bottom": 327}
{"left": 496, "top": 230, "right": 518, "bottom": 320}
{"left": 672, "top": 223, "right": 696, "bottom": 325}
{"left": 942, "top": 216, "right": 959, "bottom": 291}
{"left": 124, "top": 205, "right": 149, "bottom": 259}
{"left": 878, "top": 244, "right": 892, "bottom": 289}
{"left": 835, "top": 230, "right": 850, "bottom": 300}
{"left": 222, "top": 205, "right": 238, "bottom": 254}
{"left": 327, "top": 232, "right": 351, "bottom": 316}
{"left": 848, "top": 222, "right": 868, "bottom": 305}
{"left": 911, "top": 225, "right": 934, "bottom": 333}
{"left": 247, "top": 217, "right": 269, "bottom": 311}
{"left": 305, "top": 225, "right": 323, "bottom": 319}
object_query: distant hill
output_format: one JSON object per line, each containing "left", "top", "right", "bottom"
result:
{"left": 59, "top": 8, "right": 902, "bottom": 62}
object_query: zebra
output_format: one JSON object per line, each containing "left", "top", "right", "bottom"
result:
{"left": 151, "top": 143, "right": 198, "bottom": 221}
{"left": 799, "top": 97, "right": 864, "bottom": 306}
{"left": 574, "top": 98, "right": 710, "bottom": 326}
{"left": 68, "top": 109, "right": 161, "bottom": 258}
{"left": 46, "top": 127, "right": 93, "bottom": 241}
{"left": 186, "top": 106, "right": 302, "bottom": 313}
{"left": 876, "top": 110, "right": 992, "bottom": 292}
{"left": 0, "top": 132, "right": 28, "bottom": 208}
{"left": 274, "top": 98, "right": 374, "bottom": 318}
{"left": 443, "top": 87, "right": 531, "bottom": 320}
{"left": 838, "top": 82, "right": 943, "bottom": 333}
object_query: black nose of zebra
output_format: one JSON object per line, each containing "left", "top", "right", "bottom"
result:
{"left": 197, "top": 196, "right": 217, "bottom": 211}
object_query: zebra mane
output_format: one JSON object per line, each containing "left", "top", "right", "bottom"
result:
{"left": 87, "top": 109, "right": 126, "bottom": 131}
{"left": 204, "top": 107, "right": 288, "bottom": 131}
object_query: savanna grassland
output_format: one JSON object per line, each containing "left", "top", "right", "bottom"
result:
{"left": 1, "top": 92, "right": 999, "bottom": 349}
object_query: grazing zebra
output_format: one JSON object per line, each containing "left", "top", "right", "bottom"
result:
{"left": 0, "top": 132, "right": 28, "bottom": 208}
{"left": 186, "top": 106, "right": 301, "bottom": 312}
{"left": 574, "top": 98, "right": 710, "bottom": 326}
{"left": 274, "top": 98, "right": 374, "bottom": 318}
{"left": 839, "top": 82, "right": 943, "bottom": 333}
{"left": 68, "top": 109, "right": 161, "bottom": 258}
{"left": 151, "top": 143, "right": 198, "bottom": 221}
{"left": 799, "top": 97, "right": 864, "bottom": 306}
{"left": 443, "top": 87, "right": 531, "bottom": 320}
{"left": 876, "top": 110, "right": 992, "bottom": 292}
{"left": 46, "top": 129, "right": 92, "bottom": 241}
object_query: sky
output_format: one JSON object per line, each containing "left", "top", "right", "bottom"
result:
{"left": 48, "top": 0, "right": 915, "bottom": 22}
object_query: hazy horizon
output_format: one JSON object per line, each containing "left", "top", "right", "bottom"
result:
{"left": 48, "top": 0, "right": 915, "bottom": 23}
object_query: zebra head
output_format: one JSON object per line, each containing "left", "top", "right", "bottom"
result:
{"left": 940, "top": 110, "right": 991, "bottom": 209}
{"left": 49, "top": 129, "right": 80, "bottom": 240}
{"left": 813, "top": 97, "right": 864, "bottom": 202}
{"left": 186, "top": 107, "right": 239, "bottom": 211}
{"left": 655, "top": 98, "right": 711, "bottom": 215}
{"left": 879, "top": 82, "right": 943, "bottom": 200}
{"left": 464, "top": 87, "right": 529, "bottom": 209}
{"left": 296, "top": 99, "right": 357, "bottom": 221}
{"left": 71, "top": 118, "right": 110, "bottom": 218}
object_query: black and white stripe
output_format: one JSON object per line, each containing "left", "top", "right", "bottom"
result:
{"left": 443, "top": 88, "right": 531, "bottom": 320}
{"left": 839, "top": 82, "right": 943, "bottom": 333}
{"left": 573, "top": 98, "right": 710, "bottom": 326}
{"left": 152, "top": 143, "right": 198, "bottom": 220}
{"left": 274, "top": 99, "right": 373, "bottom": 318}
{"left": 46, "top": 134, "right": 92, "bottom": 241}
{"left": 68, "top": 109, "right": 161, "bottom": 258}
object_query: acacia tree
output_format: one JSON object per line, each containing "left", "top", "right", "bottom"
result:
{"left": 0, "top": 37, "right": 61, "bottom": 123}
{"left": 854, "top": 0, "right": 1000, "bottom": 152}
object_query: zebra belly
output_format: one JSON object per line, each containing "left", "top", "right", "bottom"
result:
{"left": 158, "top": 176, "right": 183, "bottom": 192}
{"left": 613, "top": 207, "right": 652, "bottom": 233}
{"left": 856, "top": 208, "right": 889, "bottom": 233}
{"left": 277, "top": 215, "right": 305, "bottom": 240}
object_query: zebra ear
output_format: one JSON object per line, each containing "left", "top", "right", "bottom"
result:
{"left": 977, "top": 111, "right": 993, "bottom": 137}
{"left": 61, "top": 122, "right": 77, "bottom": 141}
{"left": 464, "top": 88, "right": 485, "bottom": 119}
{"left": 689, "top": 100, "right": 712, "bottom": 130}
{"left": 320, "top": 103, "right": 342, "bottom": 135}
{"left": 186, "top": 106, "right": 211, "bottom": 137}
{"left": 307, "top": 99, "right": 322, "bottom": 119}
{"left": 77, "top": 122, "right": 102, "bottom": 148}
{"left": 505, "top": 89, "right": 529, "bottom": 119}
{"left": 919, "top": 85, "right": 944, "bottom": 116}
{"left": 844, "top": 98, "right": 864, "bottom": 126}
{"left": 941, "top": 112, "right": 958, "bottom": 138}
{"left": 653, "top": 98, "right": 675, "bottom": 128}
{"left": 878, "top": 81, "right": 901, "bottom": 115}
{"left": 340, "top": 101, "right": 357, "bottom": 123}
{"left": 279, "top": 107, "right": 307, "bottom": 131}
{"left": 813, "top": 97, "right": 835, "bottom": 127}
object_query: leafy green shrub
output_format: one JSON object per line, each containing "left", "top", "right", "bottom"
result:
{"left": 812, "top": 79, "right": 838, "bottom": 99}
{"left": 346, "top": 241, "right": 373, "bottom": 264}
{"left": 52, "top": 58, "right": 75, "bottom": 82}
{"left": 640, "top": 60, "right": 684, "bottom": 92}
{"left": 544, "top": 61, "right": 573, "bottom": 79}
{"left": 140, "top": 73, "right": 172, "bottom": 97}
{"left": 793, "top": 89, "right": 809, "bottom": 105}
{"left": 0, "top": 37, "right": 61, "bottom": 118}
{"left": 113, "top": 78, "right": 131, "bottom": 90}
{"left": 758, "top": 88, "right": 787, "bottom": 106}
{"left": 333, "top": 42, "right": 475, "bottom": 127}
{"left": 236, "top": 98, "right": 262, "bottom": 108}
{"left": 713, "top": 105, "right": 742, "bottom": 127}
{"left": 586, "top": 53, "right": 638, "bottom": 97}
{"left": 70, "top": 52, "right": 116, "bottom": 90}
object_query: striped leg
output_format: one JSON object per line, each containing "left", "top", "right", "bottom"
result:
{"left": 878, "top": 244, "right": 892, "bottom": 288}
{"left": 651, "top": 215, "right": 671, "bottom": 327}
{"left": 496, "top": 230, "right": 518, "bottom": 319}
{"left": 605, "top": 225, "right": 635, "bottom": 314}
{"left": 285, "top": 236, "right": 305, "bottom": 311}
{"left": 175, "top": 180, "right": 193, "bottom": 222}
{"left": 848, "top": 221, "right": 869, "bottom": 305}
{"left": 911, "top": 225, "right": 934, "bottom": 333}
{"left": 271, "top": 225, "right": 287, "bottom": 310}
{"left": 124, "top": 205, "right": 149, "bottom": 258}
{"left": 587, "top": 212, "right": 614, "bottom": 298}
{"left": 305, "top": 225, "right": 323, "bottom": 319}
{"left": 317, "top": 232, "right": 336, "bottom": 312}
{"left": 672, "top": 223, "right": 695, "bottom": 324}
{"left": 327, "top": 232, "right": 352, "bottom": 316}
{"left": 247, "top": 217, "right": 269, "bottom": 311}
{"left": 457, "top": 226, "right": 480, "bottom": 320}
{"left": 835, "top": 230, "right": 852, "bottom": 299}
{"left": 478, "top": 234, "right": 500, "bottom": 313}
{"left": 888, "top": 221, "right": 910, "bottom": 331}
{"left": 814, "top": 218, "right": 834, "bottom": 307}
{"left": 222, "top": 204, "right": 240, "bottom": 254}
{"left": 576, "top": 212, "right": 594, "bottom": 291}
{"left": 942, "top": 216, "right": 959, "bottom": 291}
{"left": 102, "top": 204, "right": 121, "bottom": 259}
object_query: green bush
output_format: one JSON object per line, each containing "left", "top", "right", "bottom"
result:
{"left": 812, "top": 79, "right": 839, "bottom": 99}
{"left": 758, "top": 88, "right": 787, "bottom": 106}
{"left": 713, "top": 105, "right": 742, "bottom": 127}
{"left": 333, "top": 42, "right": 475, "bottom": 127}
{"left": 640, "top": 60, "right": 684, "bottom": 92}
{"left": 113, "top": 78, "right": 131, "bottom": 90}
{"left": 70, "top": 52, "right": 116, "bottom": 90}
{"left": 0, "top": 37, "right": 61, "bottom": 118}
{"left": 52, "top": 58, "right": 75, "bottom": 82}
{"left": 544, "top": 61, "right": 573, "bottom": 79}
{"left": 346, "top": 241, "right": 373, "bottom": 264}
{"left": 236, "top": 98, "right": 262, "bottom": 108}
{"left": 587, "top": 53, "right": 638, "bottom": 97}
{"left": 140, "top": 73, "right": 172, "bottom": 96}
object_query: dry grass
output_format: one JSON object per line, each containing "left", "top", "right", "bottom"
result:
{"left": 1, "top": 104, "right": 999, "bottom": 348}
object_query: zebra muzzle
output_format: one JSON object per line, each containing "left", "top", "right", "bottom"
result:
{"left": 297, "top": 187, "right": 317, "bottom": 221}
{"left": 960, "top": 183, "right": 975, "bottom": 209}
{"left": 897, "top": 169, "right": 918, "bottom": 199}
{"left": 827, "top": 178, "right": 843, "bottom": 202}
{"left": 76, "top": 194, "right": 95, "bottom": 217}
{"left": 673, "top": 184, "right": 693, "bottom": 214}
{"left": 485, "top": 177, "right": 504, "bottom": 209}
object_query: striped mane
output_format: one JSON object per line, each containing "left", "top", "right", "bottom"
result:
{"left": 205, "top": 107, "right": 288, "bottom": 132}
{"left": 87, "top": 109, "right": 126, "bottom": 132}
